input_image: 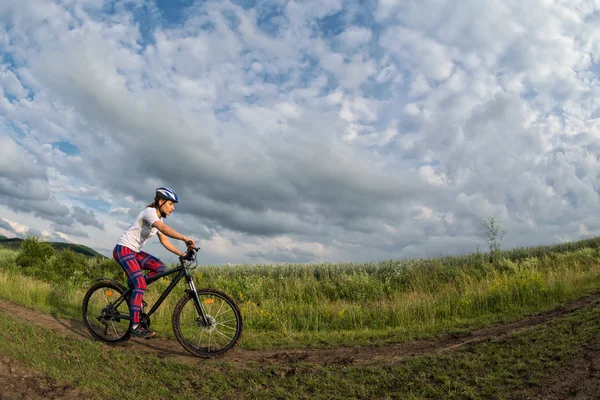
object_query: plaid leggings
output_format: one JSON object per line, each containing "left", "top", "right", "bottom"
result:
{"left": 113, "top": 245, "right": 166, "bottom": 324}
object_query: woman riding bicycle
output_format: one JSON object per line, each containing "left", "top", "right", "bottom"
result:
{"left": 113, "top": 187, "right": 195, "bottom": 338}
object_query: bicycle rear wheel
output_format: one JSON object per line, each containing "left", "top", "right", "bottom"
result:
{"left": 82, "top": 280, "right": 131, "bottom": 343}
{"left": 172, "top": 288, "right": 243, "bottom": 358}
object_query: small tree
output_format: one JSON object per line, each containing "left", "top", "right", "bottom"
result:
{"left": 51, "top": 249, "right": 87, "bottom": 280}
{"left": 482, "top": 216, "right": 505, "bottom": 262}
{"left": 16, "top": 236, "right": 55, "bottom": 270}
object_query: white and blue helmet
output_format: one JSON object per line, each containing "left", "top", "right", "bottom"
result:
{"left": 155, "top": 187, "right": 179, "bottom": 203}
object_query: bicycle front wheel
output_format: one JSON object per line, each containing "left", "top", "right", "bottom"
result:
{"left": 82, "top": 280, "right": 131, "bottom": 343}
{"left": 172, "top": 288, "right": 243, "bottom": 358}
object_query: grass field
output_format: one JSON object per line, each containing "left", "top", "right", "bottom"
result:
{"left": 0, "top": 291, "right": 598, "bottom": 399}
{"left": 1, "top": 237, "right": 600, "bottom": 398}
{"left": 1, "top": 237, "right": 600, "bottom": 349}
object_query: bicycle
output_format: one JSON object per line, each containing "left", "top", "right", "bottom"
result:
{"left": 81, "top": 245, "right": 243, "bottom": 358}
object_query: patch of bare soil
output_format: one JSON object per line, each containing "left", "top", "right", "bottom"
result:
{"left": 513, "top": 343, "right": 600, "bottom": 400}
{"left": 0, "top": 354, "right": 86, "bottom": 400}
{"left": 1, "top": 292, "right": 600, "bottom": 370}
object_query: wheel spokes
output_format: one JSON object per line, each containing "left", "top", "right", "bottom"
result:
{"left": 177, "top": 293, "right": 240, "bottom": 354}
{"left": 84, "top": 284, "right": 130, "bottom": 342}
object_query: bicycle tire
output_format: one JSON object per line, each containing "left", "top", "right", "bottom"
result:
{"left": 172, "top": 288, "right": 243, "bottom": 358}
{"left": 82, "top": 280, "right": 131, "bottom": 343}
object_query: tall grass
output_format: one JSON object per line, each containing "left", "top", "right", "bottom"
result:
{"left": 194, "top": 248, "right": 600, "bottom": 347}
{"left": 1, "top": 238, "right": 600, "bottom": 349}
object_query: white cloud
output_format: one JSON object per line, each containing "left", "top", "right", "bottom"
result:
{"left": 108, "top": 207, "right": 130, "bottom": 216}
{"left": 0, "top": 134, "right": 46, "bottom": 181}
{"left": 0, "top": 66, "right": 27, "bottom": 98}
{"left": 1, "top": 217, "right": 27, "bottom": 235}
{"left": 338, "top": 26, "right": 372, "bottom": 48}
{"left": 380, "top": 26, "right": 454, "bottom": 81}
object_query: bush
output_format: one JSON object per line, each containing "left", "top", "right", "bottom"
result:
{"left": 13, "top": 237, "right": 123, "bottom": 287}
{"left": 15, "top": 237, "right": 55, "bottom": 270}
{"left": 87, "top": 257, "right": 123, "bottom": 282}
{"left": 50, "top": 249, "right": 88, "bottom": 282}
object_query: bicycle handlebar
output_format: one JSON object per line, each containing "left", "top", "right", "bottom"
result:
{"left": 180, "top": 246, "right": 201, "bottom": 262}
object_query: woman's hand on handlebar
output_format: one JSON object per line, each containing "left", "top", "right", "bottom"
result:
{"left": 180, "top": 247, "right": 196, "bottom": 261}
{"left": 184, "top": 238, "right": 195, "bottom": 249}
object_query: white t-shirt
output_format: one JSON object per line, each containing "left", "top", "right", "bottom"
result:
{"left": 117, "top": 207, "right": 163, "bottom": 253}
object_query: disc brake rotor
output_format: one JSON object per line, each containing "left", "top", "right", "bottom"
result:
{"left": 200, "top": 315, "right": 217, "bottom": 332}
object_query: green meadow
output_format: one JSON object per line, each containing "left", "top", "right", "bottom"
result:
{"left": 1, "top": 236, "right": 600, "bottom": 350}
{"left": 1, "top": 236, "right": 600, "bottom": 398}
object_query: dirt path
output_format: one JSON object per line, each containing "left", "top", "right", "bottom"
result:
{"left": 1, "top": 291, "right": 600, "bottom": 369}
{"left": 526, "top": 348, "right": 600, "bottom": 399}
{"left": 0, "top": 354, "right": 87, "bottom": 399}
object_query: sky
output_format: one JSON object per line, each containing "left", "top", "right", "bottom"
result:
{"left": 1, "top": 0, "right": 600, "bottom": 265}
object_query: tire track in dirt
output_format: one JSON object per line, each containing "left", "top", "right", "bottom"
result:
{"left": 518, "top": 344, "right": 600, "bottom": 399}
{"left": 0, "top": 354, "right": 87, "bottom": 400}
{"left": 1, "top": 291, "right": 599, "bottom": 369}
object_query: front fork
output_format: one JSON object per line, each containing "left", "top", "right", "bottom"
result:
{"left": 186, "top": 277, "right": 209, "bottom": 325}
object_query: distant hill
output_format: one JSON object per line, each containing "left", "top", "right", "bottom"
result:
{"left": 0, "top": 235, "right": 106, "bottom": 258}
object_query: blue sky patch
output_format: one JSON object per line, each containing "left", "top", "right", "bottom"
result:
{"left": 2, "top": 92, "right": 16, "bottom": 104}
{"left": 317, "top": 11, "right": 348, "bottom": 37}
{"left": 52, "top": 140, "right": 81, "bottom": 156}
{"left": 1, "top": 52, "right": 21, "bottom": 69}
{"left": 155, "top": 0, "right": 199, "bottom": 24}
{"left": 232, "top": 0, "right": 259, "bottom": 10}
{"left": 255, "top": 3, "right": 286, "bottom": 36}
{"left": 3, "top": 121, "right": 27, "bottom": 138}
{"left": 79, "top": 198, "right": 112, "bottom": 213}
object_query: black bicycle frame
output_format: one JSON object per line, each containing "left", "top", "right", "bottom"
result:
{"left": 112, "top": 259, "right": 208, "bottom": 324}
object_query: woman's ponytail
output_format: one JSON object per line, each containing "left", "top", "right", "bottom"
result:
{"left": 146, "top": 196, "right": 160, "bottom": 208}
